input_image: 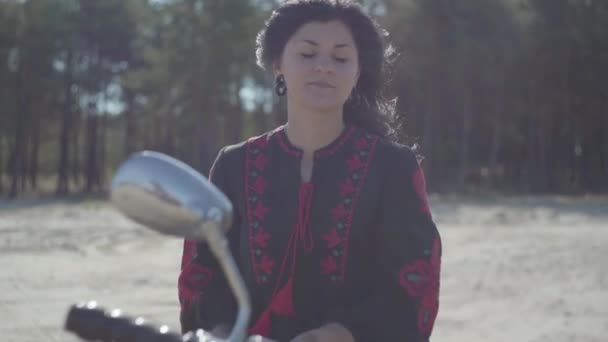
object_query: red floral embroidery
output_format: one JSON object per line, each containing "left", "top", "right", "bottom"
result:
{"left": 252, "top": 201, "right": 269, "bottom": 220}
{"left": 257, "top": 255, "right": 276, "bottom": 275}
{"left": 398, "top": 239, "right": 441, "bottom": 298}
{"left": 339, "top": 178, "right": 355, "bottom": 196}
{"left": 178, "top": 263, "right": 214, "bottom": 311}
{"left": 251, "top": 135, "right": 269, "bottom": 148}
{"left": 331, "top": 203, "right": 348, "bottom": 221}
{"left": 399, "top": 236, "right": 441, "bottom": 336}
{"left": 246, "top": 134, "right": 276, "bottom": 285}
{"left": 321, "top": 133, "right": 379, "bottom": 283}
{"left": 418, "top": 294, "right": 439, "bottom": 334}
{"left": 251, "top": 177, "right": 268, "bottom": 195}
{"left": 253, "top": 227, "right": 271, "bottom": 248}
{"left": 320, "top": 255, "right": 338, "bottom": 275}
{"left": 275, "top": 124, "right": 302, "bottom": 157}
{"left": 177, "top": 148, "right": 227, "bottom": 311}
{"left": 355, "top": 137, "right": 369, "bottom": 149}
{"left": 322, "top": 228, "right": 342, "bottom": 249}
{"left": 252, "top": 153, "right": 268, "bottom": 171}
{"left": 346, "top": 155, "right": 364, "bottom": 172}
{"left": 313, "top": 125, "right": 356, "bottom": 159}
{"left": 399, "top": 260, "right": 434, "bottom": 297}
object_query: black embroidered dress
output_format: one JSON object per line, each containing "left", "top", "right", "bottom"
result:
{"left": 178, "top": 124, "right": 441, "bottom": 342}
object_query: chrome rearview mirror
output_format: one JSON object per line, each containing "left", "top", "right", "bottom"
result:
{"left": 110, "top": 151, "right": 233, "bottom": 241}
{"left": 109, "top": 151, "right": 252, "bottom": 342}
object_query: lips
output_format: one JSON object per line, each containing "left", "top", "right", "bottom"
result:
{"left": 308, "top": 81, "right": 335, "bottom": 88}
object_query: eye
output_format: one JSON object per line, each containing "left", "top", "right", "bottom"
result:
{"left": 334, "top": 57, "right": 347, "bottom": 63}
{"left": 301, "top": 53, "right": 315, "bottom": 59}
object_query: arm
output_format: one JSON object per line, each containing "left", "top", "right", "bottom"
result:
{"left": 322, "top": 147, "right": 442, "bottom": 341}
{"left": 178, "top": 147, "right": 239, "bottom": 334}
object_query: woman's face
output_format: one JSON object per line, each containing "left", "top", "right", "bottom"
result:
{"left": 276, "top": 20, "right": 360, "bottom": 115}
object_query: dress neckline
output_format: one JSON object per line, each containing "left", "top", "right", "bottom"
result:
{"left": 275, "top": 123, "right": 356, "bottom": 159}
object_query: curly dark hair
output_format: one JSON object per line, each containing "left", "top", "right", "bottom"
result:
{"left": 255, "top": 0, "right": 403, "bottom": 142}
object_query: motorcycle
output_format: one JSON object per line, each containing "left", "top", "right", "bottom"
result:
{"left": 64, "top": 151, "right": 276, "bottom": 342}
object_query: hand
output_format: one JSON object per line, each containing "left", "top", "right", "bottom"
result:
{"left": 210, "top": 323, "right": 231, "bottom": 339}
{"left": 289, "top": 330, "right": 319, "bottom": 342}
{"left": 290, "top": 323, "right": 354, "bottom": 342}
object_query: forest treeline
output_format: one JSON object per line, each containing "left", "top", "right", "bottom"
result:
{"left": 0, "top": 0, "right": 606, "bottom": 198}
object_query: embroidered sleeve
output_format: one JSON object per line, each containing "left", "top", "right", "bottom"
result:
{"left": 178, "top": 147, "right": 238, "bottom": 333}
{"left": 326, "top": 147, "right": 442, "bottom": 341}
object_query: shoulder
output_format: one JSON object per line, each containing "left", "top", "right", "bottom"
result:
{"left": 370, "top": 134, "right": 420, "bottom": 173}
{"left": 209, "top": 128, "right": 280, "bottom": 189}
{"left": 215, "top": 126, "right": 282, "bottom": 164}
{"left": 368, "top": 135, "right": 432, "bottom": 214}
{"left": 216, "top": 140, "right": 246, "bottom": 164}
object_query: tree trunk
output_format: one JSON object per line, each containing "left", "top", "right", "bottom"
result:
{"left": 254, "top": 108, "right": 268, "bottom": 135}
{"left": 560, "top": 47, "right": 574, "bottom": 192}
{"left": 98, "top": 111, "right": 107, "bottom": 189}
{"left": 28, "top": 112, "right": 40, "bottom": 190}
{"left": 10, "top": 67, "right": 27, "bottom": 198}
{"left": 422, "top": 0, "right": 449, "bottom": 188}
{"left": 566, "top": 46, "right": 581, "bottom": 191}
{"left": 198, "top": 116, "right": 217, "bottom": 177}
{"left": 537, "top": 115, "right": 549, "bottom": 192}
{"left": 603, "top": 102, "right": 608, "bottom": 189}
{"left": 526, "top": 105, "right": 539, "bottom": 192}
{"left": 9, "top": 0, "right": 24, "bottom": 198}
{"left": 143, "top": 114, "right": 153, "bottom": 152}
{"left": 71, "top": 109, "right": 81, "bottom": 187}
{"left": 488, "top": 96, "right": 503, "bottom": 186}
{"left": 197, "top": 93, "right": 218, "bottom": 176}
{"left": 153, "top": 112, "right": 162, "bottom": 151}
{"left": 19, "top": 134, "right": 28, "bottom": 193}
{"left": 123, "top": 89, "right": 136, "bottom": 158}
{"left": 165, "top": 121, "right": 175, "bottom": 155}
{"left": 0, "top": 136, "right": 4, "bottom": 195}
{"left": 589, "top": 5, "right": 606, "bottom": 192}
{"left": 85, "top": 113, "right": 99, "bottom": 193}
{"left": 422, "top": 78, "right": 435, "bottom": 176}
{"left": 568, "top": 44, "right": 584, "bottom": 192}
{"left": 56, "top": 50, "right": 74, "bottom": 196}
{"left": 458, "top": 87, "right": 472, "bottom": 187}
{"left": 124, "top": 108, "right": 136, "bottom": 157}
{"left": 228, "top": 91, "right": 244, "bottom": 143}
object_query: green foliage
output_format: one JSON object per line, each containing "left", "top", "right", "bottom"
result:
{"left": 0, "top": 0, "right": 606, "bottom": 197}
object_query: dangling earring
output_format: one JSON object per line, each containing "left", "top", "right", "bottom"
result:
{"left": 275, "top": 74, "right": 287, "bottom": 96}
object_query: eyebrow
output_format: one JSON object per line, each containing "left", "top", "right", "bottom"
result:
{"left": 302, "top": 39, "right": 352, "bottom": 49}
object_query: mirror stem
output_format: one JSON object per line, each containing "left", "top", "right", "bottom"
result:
{"left": 205, "top": 223, "right": 251, "bottom": 342}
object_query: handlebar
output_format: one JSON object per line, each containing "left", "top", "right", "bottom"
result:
{"left": 64, "top": 301, "right": 277, "bottom": 342}
{"left": 65, "top": 301, "right": 184, "bottom": 342}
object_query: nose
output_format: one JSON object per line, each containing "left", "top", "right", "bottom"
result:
{"left": 313, "top": 56, "right": 334, "bottom": 74}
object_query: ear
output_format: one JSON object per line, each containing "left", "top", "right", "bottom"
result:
{"left": 272, "top": 60, "right": 282, "bottom": 77}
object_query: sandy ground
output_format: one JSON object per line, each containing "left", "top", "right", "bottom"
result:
{"left": 0, "top": 195, "right": 607, "bottom": 342}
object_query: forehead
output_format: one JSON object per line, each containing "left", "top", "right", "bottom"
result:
{"left": 289, "top": 20, "right": 356, "bottom": 47}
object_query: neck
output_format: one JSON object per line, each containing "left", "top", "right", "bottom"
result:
{"left": 285, "top": 105, "right": 345, "bottom": 155}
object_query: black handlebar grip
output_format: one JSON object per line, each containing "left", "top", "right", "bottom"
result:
{"left": 65, "top": 301, "right": 112, "bottom": 341}
{"left": 65, "top": 301, "right": 183, "bottom": 342}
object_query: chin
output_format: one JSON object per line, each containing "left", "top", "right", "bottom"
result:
{"left": 298, "top": 95, "right": 344, "bottom": 114}
{"left": 302, "top": 101, "right": 343, "bottom": 114}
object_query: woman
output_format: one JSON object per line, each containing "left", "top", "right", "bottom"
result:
{"left": 178, "top": 1, "right": 441, "bottom": 341}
